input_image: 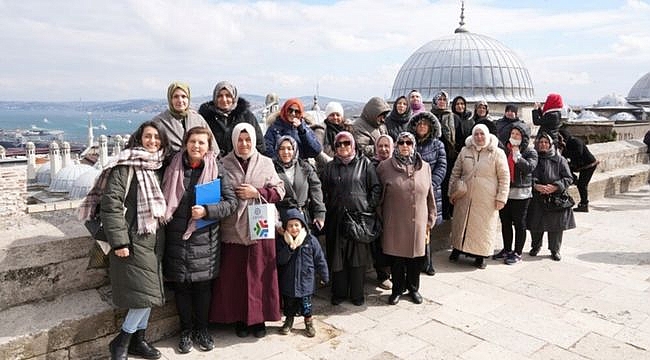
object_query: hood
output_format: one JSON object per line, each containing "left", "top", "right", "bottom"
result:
{"left": 408, "top": 111, "right": 442, "bottom": 141}
{"left": 509, "top": 122, "right": 531, "bottom": 149}
{"left": 360, "top": 97, "right": 391, "bottom": 127}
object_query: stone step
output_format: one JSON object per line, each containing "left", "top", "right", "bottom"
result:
{"left": 0, "top": 287, "right": 178, "bottom": 360}
{"left": 567, "top": 163, "right": 649, "bottom": 202}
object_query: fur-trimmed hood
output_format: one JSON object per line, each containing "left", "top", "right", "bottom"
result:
{"left": 408, "top": 111, "right": 442, "bottom": 142}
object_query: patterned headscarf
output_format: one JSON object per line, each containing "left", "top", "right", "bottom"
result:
{"left": 275, "top": 135, "right": 299, "bottom": 168}
{"left": 393, "top": 132, "right": 416, "bottom": 165}
{"left": 333, "top": 131, "right": 356, "bottom": 165}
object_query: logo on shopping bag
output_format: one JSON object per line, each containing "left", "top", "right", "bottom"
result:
{"left": 253, "top": 219, "right": 269, "bottom": 238}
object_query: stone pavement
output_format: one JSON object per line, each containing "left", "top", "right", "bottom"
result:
{"left": 152, "top": 185, "right": 650, "bottom": 360}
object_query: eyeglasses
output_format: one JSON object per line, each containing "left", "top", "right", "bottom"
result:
{"left": 334, "top": 140, "right": 352, "bottom": 148}
{"left": 397, "top": 140, "right": 413, "bottom": 146}
{"left": 287, "top": 108, "right": 301, "bottom": 115}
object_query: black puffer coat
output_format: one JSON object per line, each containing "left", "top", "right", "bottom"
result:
{"left": 532, "top": 109, "right": 562, "bottom": 143}
{"left": 506, "top": 123, "right": 538, "bottom": 189}
{"left": 321, "top": 154, "right": 381, "bottom": 272}
{"left": 101, "top": 165, "right": 165, "bottom": 309}
{"left": 198, "top": 97, "right": 266, "bottom": 157}
{"left": 163, "top": 157, "right": 237, "bottom": 283}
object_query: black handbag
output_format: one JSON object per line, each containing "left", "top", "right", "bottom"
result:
{"left": 542, "top": 191, "right": 575, "bottom": 212}
{"left": 342, "top": 208, "right": 382, "bottom": 243}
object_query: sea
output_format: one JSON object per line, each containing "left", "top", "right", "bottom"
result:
{"left": 0, "top": 109, "right": 157, "bottom": 145}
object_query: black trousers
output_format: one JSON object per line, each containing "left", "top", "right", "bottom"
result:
{"left": 390, "top": 256, "right": 424, "bottom": 296}
{"left": 331, "top": 266, "right": 365, "bottom": 302}
{"left": 171, "top": 280, "right": 212, "bottom": 331}
{"left": 574, "top": 165, "right": 597, "bottom": 205}
{"left": 499, "top": 198, "right": 531, "bottom": 255}
{"left": 530, "top": 231, "right": 563, "bottom": 253}
{"left": 372, "top": 240, "right": 391, "bottom": 281}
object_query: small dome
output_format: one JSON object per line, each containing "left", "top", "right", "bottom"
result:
{"left": 609, "top": 112, "right": 637, "bottom": 121}
{"left": 69, "top": 167, "right": 101, "bottom": 199}
{"left": 35, "top": 162, "right": 51, "bottom": 185}
{"left": 595, "top": 93, "right": 633, "bottom": 107}
{"left": 627, "top": 72, "right": 650, "bottom": 104}
{"left": 48, "top": 163, "right": 94, "bottom": 193}
{"left": 570, "top": 110, "right": 610, "bottom": 123}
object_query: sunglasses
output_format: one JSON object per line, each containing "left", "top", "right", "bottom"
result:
{"left": 397, "top": 140, "right": 413, "bottom": 146}
{"left": 287, "top": 108, "right": 301, "bottom": 115}
{"left": 334, "top": 140, "right": 352, "bottom": 148}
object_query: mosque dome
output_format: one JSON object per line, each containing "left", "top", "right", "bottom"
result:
{"left": 595, "top": 93, "right": 634, "bottom": 108}
{"left": 627, "top": 72, "right": 650, "bottom": 104}
{"left": 69, "top": 167, "right": 101, "bottom": 199}
{"left": 35, "top": 163, "right": 51, "bottom": 185}
{"left": 391, "top": 8, "right": 534, "bottom": 103}
{"left": 609, "top": 112, "right": 637, "bottom": 121}
{"left": 48, "top": 163, "right": 94, "bottom": 193}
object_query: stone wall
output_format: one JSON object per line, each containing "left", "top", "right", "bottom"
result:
{"left": 0, "top": 160, "right": 28, "bottom": 227}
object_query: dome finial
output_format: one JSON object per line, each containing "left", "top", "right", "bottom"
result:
{"left": 455, "top": 1, "right": 468, "bottom": 33}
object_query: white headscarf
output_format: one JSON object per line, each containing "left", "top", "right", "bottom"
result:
{"left": 471, "top": 124, "right": 490, "bottom": 151}
{"left": 231, "top": 122, "right": 257, "bottom": 160}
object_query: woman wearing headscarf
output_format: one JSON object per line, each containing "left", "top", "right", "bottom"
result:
{"left": 471, "top": 100, "right": 497, "bottom": 135}
{"left": 408, "top": 112, "right": 446, "bottom": 275}
{"left": 78, "top": 121, "right": 169, "bottom": 360}
{"left": 408, "top": 90, "right": 426, "bottom": 117}
{"left": 451, "top": 95, "right": 474, "bottom": 155}
{"left": 321, "top": 131, "right": 381, "bottom": 306}
{"left": 431, "top": 90, "right": 456, "bottom": 220}
{"left": 370, "top": 134, "right": 394, "bottom": 290}
{"left": 209, "top": 123, "right": 285, "bottom": 338}
{"left": 198, "top": 81, "right": 266, "bottom": 157}
{"left": 448, "top": 124, "right": 510, "bottom": 269}
{"left": 385, "top": 95, "right": 412, "bottom": 142}
{"left": 493, "top": 124, "right": 538, "bottom": 265}
{"left": 151, "top": 82, "right": 216, "bottom": 156}
{"left": 162, "top": 127, "right": 237, "bottom": 354}
{"left": 273, "top": 135, "right": 326, "bottom": 233}
{"left": 263, "top": 98, "right": 322, "bottom": 159}
{"left": 526, "top": 132, "right": 576, "bottom": 261}
{"left": 377, "top": 132, "right": 436, "bottom": 305}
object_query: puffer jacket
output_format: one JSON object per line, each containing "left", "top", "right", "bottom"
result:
{"left": 532, "top": 109, "right": 562, "bottom": 142}
{"left": 353, "top": 97, "right": 390, "bottom": 158}
{"left": 163, "top": 157, "right": 237, "bottom": 283}
{"left": 101, "top": 165, "right": 165, "bottom": 309}
{"left": 263, "top": 114, "right": 323, "bottom": 159}
{"left": 505, "top": 123, "right": 538, "bottom": 189}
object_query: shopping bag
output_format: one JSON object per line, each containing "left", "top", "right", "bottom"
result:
{"left": 247, "top": 199, "right": 277, "bottom": 240}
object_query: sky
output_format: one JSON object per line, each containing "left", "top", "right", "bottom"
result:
{"left": 1, "top": 0, "right": 649, "bottom": 106}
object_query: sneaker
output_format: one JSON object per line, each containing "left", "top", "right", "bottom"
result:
{"left": 505, "top": 252, "right": 522, "bottom": 265}
{"left": 178, "top": 330, "right": 193, "bottom": 354}
{"left": 378, "top": 278, "right": 393, "bottom": 290}
{"left": 191, "top": 329, "right": 214, "bottom": 352}
{"left": 492, "top": 249, "right": 509, "bottom": 260}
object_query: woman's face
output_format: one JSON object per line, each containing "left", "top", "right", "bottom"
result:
{"left": 397, "top": 137, "right": 413, "bottom": 156}
{"left": 171, "top": 89, "right": 189, "bottom": 113}
{"left": 186, "top": 133, "right": 209, "bottom": 163}
{"left": 537, "top": 137, "right": 551, "bottom": 152}
{"left": 327, "top": 112, "right": 343, "bottom": 125}
{"left": 409, "top": 92, "right": 421, "bottom": 105}
{"left": 396, "top": 98, "right": 408, "bottom": 115}
{"left": 473, "top": 129, "right": 486, "bottom": 146}
{"left": 215, "top": 89, "right": 234, "bottom": 110}
{"left": 436, "top": 96, "right": 447, "bottom": 109}
{"left": 476, "top": 105, "right": 487, "bottom": 117}
{"left": 376, "top": 138, "right": 391, "bottom": 160}
{"left": 285, "top": 219, "right": 302, "bottom": 237}
{"left": 277, "top": 140, "right": 295, "bottom": 164}
{"left": 237, "top": 131, "right": 253, "bottom": 157}
{"left": 334, "top": 138, "right": 353, "bottom": 158}
{"left": 510, "top": 128, "right": 522, "bottom": 141}
{"left": 416, "top": 121, "right": 430, "bottom": 138}
{"left": 140, "top": 126, "right": 161, "bottom": 153}
{"left": 454, "top": 100, "right": 466, "bottom": 113}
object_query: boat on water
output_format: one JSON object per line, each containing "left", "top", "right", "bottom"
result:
{"left": 0, "top": 126, "right": 66, "bottom": 149}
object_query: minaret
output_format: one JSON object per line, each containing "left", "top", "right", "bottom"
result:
{"left": 112, "top": 135, "right": 123, "bottom": 156}
{"left": 0, "top": 145, "right": 5, "bottom": 160}
{"left": 61, "top": 141, "right": 71, "bottom": 168}
{"left": 99, "top": 135, "right": 109, "bottom": 169}
{"left": 49, "top": 141, "right": 61, "bottom": 184}
{"left": 87, "top": 112, "right": 94, "bottom": 149}
{"left": 26, "top": 142, "right": 36, "bottom": 180}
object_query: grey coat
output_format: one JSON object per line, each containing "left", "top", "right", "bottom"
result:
{"left": 101, "top": 165, "right": 165, "bottom": 309}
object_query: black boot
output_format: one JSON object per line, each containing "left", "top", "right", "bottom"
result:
{"left": 109, "top": 330, "right": 132, "bottom": 360}
{"left": 128, "top": 329, "right": 161, "bottom": 359}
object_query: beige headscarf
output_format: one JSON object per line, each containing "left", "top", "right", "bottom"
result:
{"left": 167, "top": 81, "right": 191, "bottom": 118}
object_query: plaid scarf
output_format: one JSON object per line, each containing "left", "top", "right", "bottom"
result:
{"left": 162, "top": 150, "right": 219, "bottom": 240}
{"left": 78, "top": 148, "right": 166, "bottom": 235}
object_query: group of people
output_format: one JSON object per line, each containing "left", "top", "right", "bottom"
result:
{"left": 79, "top": 82, "right": 593, "bottom": 360}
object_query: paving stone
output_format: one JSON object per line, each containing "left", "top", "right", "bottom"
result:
{"left": 410, "top": 319, "right": 482, "bottom": 355}
{"left": 562, "top": 309, "right": 624, "bottom": 338}
{"left": 614, "top": 327, "right": 650, "bottom": 352}
{"left": 459, "top": 340, "right": 523, "bottom": 360}
{"left": 303, "top": 333, "right": 383, "bottom": 359}
{"left": 570, "top": 332, "right": 648, "bottom": 360}
{"left": 564, "top": 295, "right": 649, "bottom": 328}
{"left": 582, "top": 269, "right": 650, "bottom": 292}
{"left": 470, "top": 320, "right": 546, "bottom": 355}
{"left": 428, "top": 306, "right": 488, "bottom": 334}
{"left": 530, "top": 343, "right": 590, "bottom": 360}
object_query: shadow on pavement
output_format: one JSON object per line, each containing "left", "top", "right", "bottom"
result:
{"left": 577, "top": 251, "right": 650, "bottom": 265}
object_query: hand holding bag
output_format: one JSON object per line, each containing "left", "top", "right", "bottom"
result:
{"left": 342, "top": 208, "right": 382, "bottom": 244}
{"left": 542, "top": 191, "right": 575, "bottom": 212}
{"left": 247, "top": 196, "right": 277, "bottom": 240}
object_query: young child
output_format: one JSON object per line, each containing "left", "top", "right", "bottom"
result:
{"left": 276, "top": 208, "right": 329, "bottom": 337}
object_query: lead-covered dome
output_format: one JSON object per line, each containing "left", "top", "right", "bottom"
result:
{"left": 391, "top": 16, "right": 534, "bottom": 103}
{"left": 627, "top": 72, "right": 650, "bottom": 104}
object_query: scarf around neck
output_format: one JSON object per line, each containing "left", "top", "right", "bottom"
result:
{"left": 284, "top": 227, "right": 307, "bottom": 250}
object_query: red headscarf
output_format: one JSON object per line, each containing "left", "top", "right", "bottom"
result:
{"left": 542, "top": 93, "right": 564, "bottom": 114}
{"left": 280, "top": 98, "right": 305, "bottom": 123}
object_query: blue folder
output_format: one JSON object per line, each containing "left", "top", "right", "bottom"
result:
{"left": 195, "top": 178, "right": 221, "bottom": 229}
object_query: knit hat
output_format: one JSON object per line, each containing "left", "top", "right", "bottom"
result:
{"left": 325, "top": 101, "right": 344, "bottom": 119}
{"left": 542, "top": 93, "right": 564, "bottom": 114}
{"left": 505, "top": 104, "right": 518, "bottom": 114}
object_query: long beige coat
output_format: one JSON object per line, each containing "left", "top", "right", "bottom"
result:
{"left": 449, "top": 134, "right": 509, "bottom": 257}
{"left": 377, "top": 155, "right": 436, "bottom": 258}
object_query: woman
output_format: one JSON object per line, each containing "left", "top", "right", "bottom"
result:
{"left": 471, "top": 100, "right": 497, "bottom": 135}
{"left": 448, "top": 124, "right": 510, "bottom": 269}
{"left": 431, "top": 91, "right": 456, "bottom": 220}
{"left": 557, "top": 128, "right": 599, "bottom": 212}
{"left": 493, "top": 124, "right": 538, "bottom": 265}
{"left": 209, "top": 123, "right": 285, "bottom": 338}
{"left": 371, "top": 134, "right": 394, "bottom": 168}
{"left": 451, "top": 95, "right": 473, "bottom": 155}
{"left": 532, "top": 93, "right": 564, "bottom": 143}
{"left": 377, "top": 132, "right": 436, "bottom": 305}
{"left": 273, "top": 135, "right": 326, "bottom": 232}
{"left": 370, "top": 134, "right": 394, "bottom": 290}
{"left": 198, "top": 80, "right": 266, "bottom": 156}
{"left": 79, "top": 121, "right": 169, "bottom": 360}
{"left": 321, "top": 131, "right": 381, "bottom": 306}
{"left": 321, "top": 101, "right": 354, "bottom": 160}
{"left": 408, "top": 112, "right": 446, "bottom": 275}
{"left": 263, "top": 98, "right": 322, "bottom": 159}
{"left": 385, "top": 95, "right": 412, "bottom": 141}
{"left": 162, "top": 127, "right": 237, "bottom": 354}
{"left": 152, "top": 82, "right": 216, "bottom": 155}
{"left": 527, "top": 132, "right": 576, "bottom": 261}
